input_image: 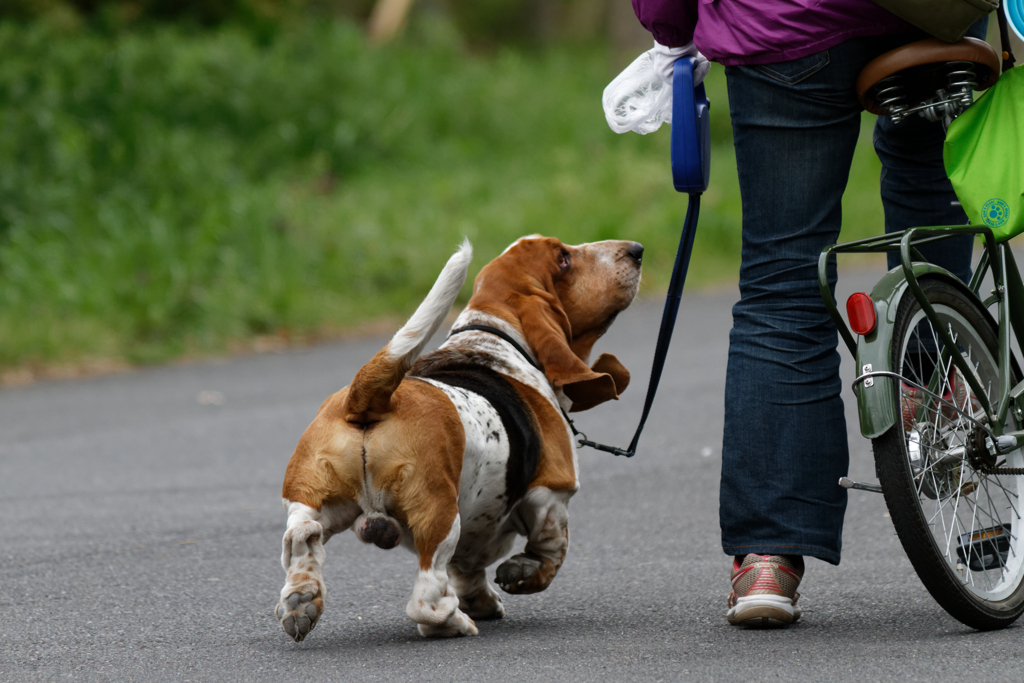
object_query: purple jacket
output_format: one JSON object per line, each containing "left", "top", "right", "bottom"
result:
{"left": 632, "top": 0, "right": 912, "bottom": 65}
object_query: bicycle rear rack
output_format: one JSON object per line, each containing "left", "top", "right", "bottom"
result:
{"left": 819, "top": 224, "right": 1008, "bottom": 426}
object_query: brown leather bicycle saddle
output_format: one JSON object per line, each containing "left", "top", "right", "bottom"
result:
{"left": 857, "top": 37, "right": 1000, "bottom": 115}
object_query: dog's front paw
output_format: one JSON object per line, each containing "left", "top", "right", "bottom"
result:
{"left": 495, "top": 553, "right": 554, "bottom": 594}
{"left": 276, "top": 590, "right": 322, "bottom": 642}
{"left": 417, "top": 612, "right": 479, "bottom": 638}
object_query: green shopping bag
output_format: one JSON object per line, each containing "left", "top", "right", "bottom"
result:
{"left": 944, "top": 66, "right": 1024, "bottom": 241}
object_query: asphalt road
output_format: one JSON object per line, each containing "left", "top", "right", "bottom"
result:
{"left": 2, "top": 265, "right": 1021, "bottom": 682}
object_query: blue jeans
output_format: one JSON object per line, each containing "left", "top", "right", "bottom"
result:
{"left": 719, "top": 25, "right": 984, "bottom": 565}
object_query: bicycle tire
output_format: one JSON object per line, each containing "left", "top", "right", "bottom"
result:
{"left": 873, "top": 276, "right": 1024, "bottom": 630}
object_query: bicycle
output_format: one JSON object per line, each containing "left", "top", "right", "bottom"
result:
{"left": 820, "top": 15, "right": 1024, "bottom": 630}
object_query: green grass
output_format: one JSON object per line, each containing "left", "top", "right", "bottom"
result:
{"left": 0, "top": 16, "right": 887, "bottom": 373}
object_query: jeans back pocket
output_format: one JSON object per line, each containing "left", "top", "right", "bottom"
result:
{"left": 755, "top": 51, "right": 831, "bottom": 85}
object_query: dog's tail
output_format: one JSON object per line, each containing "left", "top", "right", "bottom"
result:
{"left": 344, "top": 239, "right": 472, "bottom": 420}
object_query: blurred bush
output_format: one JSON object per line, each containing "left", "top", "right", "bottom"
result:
{"left": 445, "top": 0, "right": 607, "bottom": 46}
{"left": 0, "top": 0, "right": 370, "bottom": 37}
{"left": 0, "top": 15, "right": 737, "bottom": 372}
{"left": 1, "top": 0, "right": 630, "bottom": 45}
{"left": 0, "top": 7, "right": 885, "bottom": 375}
{"left": 2, "top": 0, "right": 307, "bottom": 25}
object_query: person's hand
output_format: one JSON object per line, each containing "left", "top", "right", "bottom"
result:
{"left": 649, "top": 41, "right": 710, "bottom": 86}
{"left": 603, "top": 41, "right": 710, "bottom": 135}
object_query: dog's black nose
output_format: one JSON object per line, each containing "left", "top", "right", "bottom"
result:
{"left": 628, "top": 242, "right": 644, "bottom": 263}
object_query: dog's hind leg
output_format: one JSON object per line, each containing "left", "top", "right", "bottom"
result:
{"left": 406, "top": 513, "right": 479, "bottom": 637}
{"left": 276, "top": 500, "right": 358, "bottom": 642}
{"left": 495, "top": 487, "right": 572, "bottom": 595}
{"left": 450, "top": 565, "right": 505, "bottom": 620}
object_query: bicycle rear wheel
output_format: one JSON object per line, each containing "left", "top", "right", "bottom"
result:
{"left": 872, "top": 277, "right": 1024, "bottom": 629}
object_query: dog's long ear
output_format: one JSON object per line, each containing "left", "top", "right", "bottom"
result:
{"left": 518, "top": 293, "right": 624, "bottom": 412}
{"left": 591, "top": 353, "right": 630, "bottom": 395}
{"left": 561, "top": 354, "right": 631, "bottom": 412}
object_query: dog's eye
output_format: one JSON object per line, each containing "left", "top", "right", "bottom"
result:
{"left": 558, "top": 251, "right": 570, "bottom": 270}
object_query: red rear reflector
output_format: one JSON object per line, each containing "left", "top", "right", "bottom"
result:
{"left": 847, "top": 293, "right": 877, "bottom": 336}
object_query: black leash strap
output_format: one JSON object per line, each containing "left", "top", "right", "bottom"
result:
{"left": 577, "top": 193, "right": 701, "bottom": 457}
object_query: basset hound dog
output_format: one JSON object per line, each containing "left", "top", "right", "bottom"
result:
{"left": 275, "top": 235, "right": 643, "bottom": 640}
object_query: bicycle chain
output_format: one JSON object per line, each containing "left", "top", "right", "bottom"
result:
{"left": 982, "top": 465, "right": 1024, "bottom": 475}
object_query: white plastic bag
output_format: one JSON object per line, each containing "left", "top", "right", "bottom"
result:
{"left": 603, "top": 42, "right": 709, "bottom": 135}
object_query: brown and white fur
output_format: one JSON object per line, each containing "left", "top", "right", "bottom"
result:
{"left": 275, "top": 235, "right": 642, "bottom": 640}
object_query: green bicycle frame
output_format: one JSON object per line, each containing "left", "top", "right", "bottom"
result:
{"left": 820, "top": 225, "right": 1024, "bottom": 440}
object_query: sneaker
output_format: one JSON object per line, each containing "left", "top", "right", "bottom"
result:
{"left": 901, "top": 381, "right": 926, "bottom": 431}
{"left": 944, "top": 364, "right": 982, "bottom": 422}
{"left": 726, "top": 554, "right": 803, "bottom": 627}
{"left": 901, "top": 365, "right": 981, "bottom": 431}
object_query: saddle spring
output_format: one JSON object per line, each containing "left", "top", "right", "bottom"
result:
{"left": 944, "top": 60, "right": 977, "bottom": 111}
{"left": 874, "top": 76, "right": 908, "bottom": 122}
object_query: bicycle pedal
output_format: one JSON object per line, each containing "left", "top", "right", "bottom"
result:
{"left": 838, "top": 477, "right": 883, "bottom": 493}
{"left": 956, "top": 524, "right": 1011, "bottom": 572}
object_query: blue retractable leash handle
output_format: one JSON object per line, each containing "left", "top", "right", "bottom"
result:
{"left": 578, "top": 57, "right": 710, "bottom": 457}
{"left": 670, "top": 58, "right": 711, "bottom": 194}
